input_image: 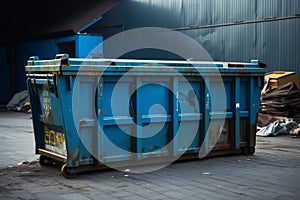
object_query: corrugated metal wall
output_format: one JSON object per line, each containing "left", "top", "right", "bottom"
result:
{"left": 85, "top": 0, "right": 300, "bottom": 73}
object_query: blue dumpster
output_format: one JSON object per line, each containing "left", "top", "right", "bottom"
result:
{"left": 26, "top": 54, "right": 266, "bottom": 178}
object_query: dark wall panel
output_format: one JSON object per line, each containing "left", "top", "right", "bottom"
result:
{"left": 85, "top": 0, "right": 300, "bottom": 74}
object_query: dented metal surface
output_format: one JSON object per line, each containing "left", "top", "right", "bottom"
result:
{"left": 27, "top": 56, "right": 265, "bottom": 173}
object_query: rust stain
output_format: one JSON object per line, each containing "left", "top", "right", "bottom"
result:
{"left": 72, "top": 155, "right": 79, "bottom": 167}
{"left": 69, "top": 148, "right": 80, "bottom": 167}
{"left": 187, "top": 90, "right": 197, "bottom": 112}
{"left": 79, "top": 120, "right": 87, "bottom": 128}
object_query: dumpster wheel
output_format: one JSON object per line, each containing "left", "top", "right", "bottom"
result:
{"left": 243, "top": 147, "right": 255, "bottom": 156}
{"left": 39, "top": 155, "right": 54, "bottom": 166}
{"left": 61, "top": 164, "right": 77, "bottom": 179}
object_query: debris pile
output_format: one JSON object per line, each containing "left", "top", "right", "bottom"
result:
{"left": 6, "top": 90, "right": 31, "bottom": 113}
{"left": 257, "top": 81, "right": 300, "bottom": 137}
{"left": 260, "top": 82, "right": 300, "bottom": 118}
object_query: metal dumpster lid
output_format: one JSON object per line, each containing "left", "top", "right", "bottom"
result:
{"left": 26, "top": 54, "right": 266, "bottom": 74}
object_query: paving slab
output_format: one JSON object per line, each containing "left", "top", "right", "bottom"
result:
{"left": 0, "top": 111, "right": 300, "bottom": 199}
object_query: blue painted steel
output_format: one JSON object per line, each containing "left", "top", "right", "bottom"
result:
{"left": 16, "top": 35, "right": 103, "bottom": 92}
{"left": 235, "top": 77, "right": 240, "bottom": 150}
{"left": 204, "top": 77, "right": 210, "bottom": 156}
{"left": 172, "top": 77, "right": 179, "bottom": 156}
{"left": 54, "top": 35, "right": 103, "bottom": 58}
{"left": 26, "top": 56, "right": 265, "bottom": 168}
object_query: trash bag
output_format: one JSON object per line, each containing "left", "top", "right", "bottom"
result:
{"left": 257, "top": 119, "right": 298, "bottom": 137}
{"left": 6, "top": 90, "right": 30, "bottom": 112}
{"left": 257, "top": 120, "right": 287, "bottom": 136}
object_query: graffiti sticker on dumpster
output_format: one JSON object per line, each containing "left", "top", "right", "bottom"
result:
{"left": 44, "top": 130, "right": 67, "bottom": 156}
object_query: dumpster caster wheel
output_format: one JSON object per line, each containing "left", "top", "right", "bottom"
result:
{"left": 39, "top": 155, "right": 53, "bottom": 166}
{"left": 61, "top": 164, "right": 77, "bottom": 179}
{"left": 243, "top": 147, "right": 255, "bottom": 156}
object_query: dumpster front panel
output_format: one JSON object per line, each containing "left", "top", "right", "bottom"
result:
{"left": 27, "top": 75, "right": 67, "bottom": 157}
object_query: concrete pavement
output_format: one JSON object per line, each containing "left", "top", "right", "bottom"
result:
{"left": 0, "top": 111, "right": 38, "bottom": 167}
{"left": 0, "top": 111, "right": 299, "bottom": 199}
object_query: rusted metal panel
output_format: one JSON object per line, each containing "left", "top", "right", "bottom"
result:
{"left": 27, "top": 55, "right": 265, "bottom": 177}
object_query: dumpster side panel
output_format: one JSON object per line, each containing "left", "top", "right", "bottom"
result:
{"left": 101, "top": 78, "right": 133, "bottom": 162}
{"left": 27, "top": 58, "right": 266, "bottom": 171}
{"left": 62, "top": 75, "right": 97, "bottom": 166}
{"left": 71, "top": 73, "right": 263, "bottom": 164}
{"left": 177, "top": 80, "right": 202, "bottom": 152}
{"left": 249, "top": 76, "right": 264, "bottom": 148}
{"left": 139, "top": 83, "right": 169, "bottom": 155}
{"left": 99, "top": 76, "right": 206, "bottom": 162}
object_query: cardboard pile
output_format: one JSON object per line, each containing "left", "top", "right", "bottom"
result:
{"left": 257, "top": 71, "right": 300, "bottom": 137}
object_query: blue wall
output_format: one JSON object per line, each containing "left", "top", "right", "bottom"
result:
{"left": 16, "top": 35, "right": 103, "bottom": 92}
{"left": 0, "top": 34, "right": 103, "bottom": 103}
{"left": 16, "top": 39, "right": 54, "bottom": 91}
